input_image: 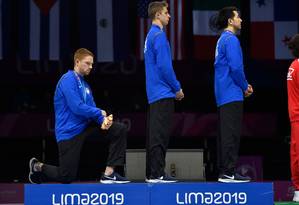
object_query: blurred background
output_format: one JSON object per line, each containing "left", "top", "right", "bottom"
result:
{"left": 0, "top": 0, "right": 298, "bottom": 185}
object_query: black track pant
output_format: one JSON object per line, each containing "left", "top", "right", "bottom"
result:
{"left": 41, "top": 122, "right": 127, "bottom": 183}
{"left": 217, "top": 101, "right": 243, "bottom": 176}
{"left": 146, "top": 98, "right": 174, "bottom": 178}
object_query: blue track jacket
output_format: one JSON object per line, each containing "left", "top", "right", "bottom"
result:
{"left": 54, "top": 70, "right": 104, "bottom": 142}
{"left": 144, "top": 24, "right": 181, "bottom": 104}
{"left": 214, "top": 30, "right": 248, "bottom": 107}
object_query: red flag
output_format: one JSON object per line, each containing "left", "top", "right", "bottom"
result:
{"left": 33, "top": 0, "right": 57, "bottom": 15}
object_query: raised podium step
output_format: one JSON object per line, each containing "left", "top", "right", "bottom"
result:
{"left": 25, "top": 182, "right": 273, "bottom": 205}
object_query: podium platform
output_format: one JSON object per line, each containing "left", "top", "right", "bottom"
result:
{"left": 25, "top": 182, "right": 273, "bottom": 205}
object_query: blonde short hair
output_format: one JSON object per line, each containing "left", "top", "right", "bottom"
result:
{"left": 73, "top": 48, "right": 94, "bottom": 63}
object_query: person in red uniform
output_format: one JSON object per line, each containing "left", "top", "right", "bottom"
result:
{"left": 287, "top": 34, "right": 299, "bottom": 202}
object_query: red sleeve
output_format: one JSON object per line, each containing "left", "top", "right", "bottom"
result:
{"left": 294, "top": 60, "right": 299, "bottom": 85}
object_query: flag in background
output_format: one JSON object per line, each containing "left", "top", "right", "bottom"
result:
{"left": 136, "top": 0, "right": 153, "bottom": 60}
{"left": 18, "top": 0, "right": 70, "bottom": 61}
{"left": 17, "top": 0, "right": 128, "bottom": 62}
{"left": 250, "top": 0, "right": 298, "bottom": 60}
{"left": 136, "top": 0, "right": 185, "bottom": 60}
{"left": 192, "top": 0, "right": 240, "bottom": 60}
{"left": 77, "top": 0, "right": 98, "bottom": 61}
{"left": 0, "top": 0, "right": 17, "bottom": 60}
{"left": 78, "top": 0, "right": 129, "bottom": 62}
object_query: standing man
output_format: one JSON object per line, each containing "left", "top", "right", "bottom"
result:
{"left": 287, "top": 34, "right": 299, "bottom": 202}
{"left": 211, "top": 7, "right": 253, "bottom": 182}
{"left": 144, "top": 1, "right": 184, "bottom": 183}
{"left": 29, "top": 48, "right": 130, "bottom": 184}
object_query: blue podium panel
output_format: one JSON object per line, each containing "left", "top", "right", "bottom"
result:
{"left": 150, "top": 182, "right": 273, "bottom": 205}
{"left": 25, "top": 183, "right": 149, "bottom": 205}
{"left": 25, "top": 182, "right": 274, "bottom": 205}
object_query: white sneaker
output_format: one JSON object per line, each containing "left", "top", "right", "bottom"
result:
{"left": 293, "top": 190, "right": 299, "bottom": 202}
{"left": 218, "top": 173, "right": 250, "bottom": 183}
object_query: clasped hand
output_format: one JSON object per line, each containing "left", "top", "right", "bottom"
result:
{"left": 101, "top": 112, "right": 113, "bottom": 130}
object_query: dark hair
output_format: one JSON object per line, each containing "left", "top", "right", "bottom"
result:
{"left": 209, "top": 6, "right": 238, "bottom": 32}
{"left": 288, "top": 34, "right": 299, "bottom": 58}
{"left": 148, "top": 1, "right": 168, "bottom": 20}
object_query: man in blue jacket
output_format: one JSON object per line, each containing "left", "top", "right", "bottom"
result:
{"left": 29, "top": 48, "right": 129, "bottom": 184}
{"left": 144, "top": 1, "right": 184, "bottom": 183}
{"left": 211, "top": 7, "right": 253, "bottom": 182}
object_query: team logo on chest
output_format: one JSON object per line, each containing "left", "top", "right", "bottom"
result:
{"left": 287, "top": 67, "right": 294, "bottom": 80}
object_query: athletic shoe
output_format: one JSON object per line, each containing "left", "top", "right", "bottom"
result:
{"left": 218, "top": 173, "right": 251, "bottom": 183}
{"left": 293, "top": 191, "right": 299, "bottom": 202}
{"left": 146, "top": 174, "right": 178, "bottom": 183}
{"left": 100, "top": 172, "right": 130, "bottom": 184}
{"left": 28, "top": 157, "right": 41, "bottom": 184}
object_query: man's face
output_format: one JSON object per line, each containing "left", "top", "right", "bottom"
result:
{"left": 157, "top": 7, "right": 170, "bottom": 26}
{"left": 230, "top": 10, "right": 242, "bottom": 30}
{"left": 76, "top": 55, "right": 93, "bottom": 76}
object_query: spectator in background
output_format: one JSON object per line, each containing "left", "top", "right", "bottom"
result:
{"left": 210, "top": 6, "right": 253, "bottom": 183}
{"left": 287, "top": 34, "right": 299, "bottom": 202}
{"left": 144, "top": 1, "right": 184, "bottom": 183}
{"left": 29, "top": 48, "right": 129, "bottom": 184}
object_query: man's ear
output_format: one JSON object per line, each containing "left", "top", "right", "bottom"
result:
{"left": 155, "top": 12, "right": 160, "bottom": 19}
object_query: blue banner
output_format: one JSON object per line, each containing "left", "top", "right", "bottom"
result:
{"left": 25, "top": 183, "right": 149, "bottom": 205}
{"left": 150, "top": 182, "right": 273, "bottom": 205}
{"left": 25, "top": 182, "right": 273, "bottom": 205}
